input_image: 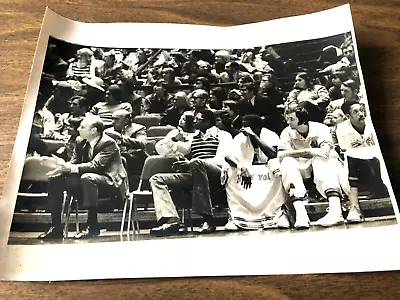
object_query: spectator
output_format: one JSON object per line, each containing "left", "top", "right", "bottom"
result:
{"left": 156, "top": 111, "right": 196, "bottom": 158}
{"left": 33, "top": 92, "right": 55, "bottom": 139}
{"left": 160, "top": 91, "right": 191, "bottom": 127}
{"left": 213, "top": 50, "right": 231, "bottom": 74}
{"left": 53, "top": 96, "right": 89, "bottom": 140}
{"left": 66, "top": 48, "right": 95, "bottom": 80}
{"left": 149, "top": 109, "right": 232, "bottom": 236}
{"left": 143, "top": 80, "right": 173, "bottom": 114}
{"left": 286, "top": 72, "right": 330, "bottom": 123}
{"left": 190, "top": 89, "right": 210, "bottom": 114}
{"left": 105, "top": 109, "right": 148, "bottom": 189}
{"left": 326, "top": 79, "right": 360, "bottom": 114}
{"left": 90, "top": 84, "right": 133, "bottom": 127}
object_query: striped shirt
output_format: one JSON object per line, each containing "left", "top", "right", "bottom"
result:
{"left": 191, "top": 132, "right": 219, "bottom": 160}
{"left": 71, "top": 62, "right": 91, "bottom": 77}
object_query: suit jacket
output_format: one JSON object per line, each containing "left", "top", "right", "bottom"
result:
{"left": 104, "top": 122, "right": 146, "bottom": 153}
{"left": 70, "top": 133, "right": 129, "bottom": 199}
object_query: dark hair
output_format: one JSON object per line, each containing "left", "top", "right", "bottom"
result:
{"left": 261, "top": 73, "right": 277, "bottom": 87}
{"left": 284, "top": 105, "right": 310, "bottom": 125}
{"left": 35, "top": 92, "right": 47, "bottom": 110}
{"left": 195, "top": 76, "right": 210, "bottom": 90}
{"left": 222, "top": 100, "right": 239, "bottom": 114}
{"left": 108, "top": 85, "right": 123, "bottom": 103}
{"left": 242, "top": 114, "right": 263, "bottom": 130}
{"left": 210, "top": 87, "right": 227, "bottom": 109}
{"left": 295, "top": 72, "right": 312, "bottom": 89}
{"left": 69, "top": 96, "right": 89, "bottom": 109}
{"left": 242, "top": 82, "right": 257, "bottom": 93}
{"left": 330, "top": 70, "right": 347, "bottom": 83}
{"left": 198, "top": 109, "right": 216, "bottom": 127}
{"left": 341, "top": 99, "right": 360, "bottom": 115}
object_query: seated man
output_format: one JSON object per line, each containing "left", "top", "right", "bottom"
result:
{"left": 149, "top": 109, "right": 232, "bottom": 236}
{"left": 105, "top": 109, "right": 148, "bottom": 189}
{"left": 53, "top": 96, "right": 89, "bottom": 140}
{"left": 278, "top": 106, "right": 345, "bottom": 228}
{"left": 33, "top": 92, "right": 55, "bottom": 139}
{"left": 336, "top": 100, "right": 389, "bottom": 223}
{"left": 38, "top": 115, "right": 128, "bottom": 240}
{"left": 222, "top": 115, "right": 288, "bottom": 230}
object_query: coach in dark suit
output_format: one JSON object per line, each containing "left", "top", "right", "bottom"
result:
{"left": 38, "top": 115, "right": 128, "bottom": 240}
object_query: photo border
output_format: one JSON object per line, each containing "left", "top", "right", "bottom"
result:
{"left": 1, "top": 4, "right": 400, "bottom": 281}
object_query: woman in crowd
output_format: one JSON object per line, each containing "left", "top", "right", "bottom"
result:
{"left": 209, "top": 86, "right": 227, "bottom": 110}
{"left": 66, "top": 48, "right": 95, "bottom": 80}
{"left": 156, "top": 111, "right": 197, "bottom": 158}
{"left": 286, "top": 72, "right": 330, "bottom": 123}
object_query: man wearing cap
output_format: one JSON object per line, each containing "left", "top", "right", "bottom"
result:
{"left": 82, "top": 76, "right": 106, "bottom": 108}
{"left": 38, "top": 115, "right": 128, "bottom": 240}
{"left": 105, "top": 109, "right": 148, "bottom": 189}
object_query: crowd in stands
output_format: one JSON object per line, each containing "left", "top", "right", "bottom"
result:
{"left": 28, "top": 33, "right": 391, "bottom": 240}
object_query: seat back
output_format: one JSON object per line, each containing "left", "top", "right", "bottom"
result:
{"left": 145, "top": 126, "right": 176, "bottom": 155}
{"left": 133, "top": 114, "right": 163, "bottom": 129}
{"left": 20, "top": 156, "right": 59, "bottom": 182}
{"left": 147, "top": 125, "right": 175, "bottom": 138}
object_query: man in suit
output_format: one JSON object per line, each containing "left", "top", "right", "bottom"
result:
{"left": 38, "top": 115, "right": 128, "bottom": 240}
{"left": 105, "top": 109, "right": 148, "bottom": 190}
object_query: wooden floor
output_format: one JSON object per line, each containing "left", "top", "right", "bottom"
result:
{"left": 7, "top": 216, "right": 397, "bottom": 245}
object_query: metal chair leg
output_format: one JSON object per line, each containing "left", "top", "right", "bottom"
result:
{"left": 133, "top": 196, "right": 140, "bottom": 235}
{"left": 64, "top": 196, "right": 74, "bottom": 238}
{"left": 127, "top": 194, "right": 133, "bottom": 241}
{"left": 120, "top": 197, "right": 128, "bottom": 240}
{"left": 188, "top": 209, "right": 193, "bottom": 232}
{"left": 75, "top": 199, "right": 79, "bottom": 234}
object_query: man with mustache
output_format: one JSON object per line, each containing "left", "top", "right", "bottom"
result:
{"left": 336, "top": 100, "right": 389, "bottom": 223}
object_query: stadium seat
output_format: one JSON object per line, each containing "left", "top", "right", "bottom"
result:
{"left": 133, "top": 114, "right": 163, "bottom": 129}
{"left": 17, "top": 156, "right": 60, "bottom": 211}
{"left": 145, "top": 125, "right": 175, "bottom": 155}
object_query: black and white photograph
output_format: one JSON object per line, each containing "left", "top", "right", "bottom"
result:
{"left": 1, "top": 5, "right": 399, "bottom": 281}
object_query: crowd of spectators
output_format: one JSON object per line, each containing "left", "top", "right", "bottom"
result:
{"left": 27, "top": 33, "right": 391, "bottom": 239}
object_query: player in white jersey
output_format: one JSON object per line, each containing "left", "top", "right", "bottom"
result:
{"left": 278, "top": 106, "right": 344, "bottom": 228}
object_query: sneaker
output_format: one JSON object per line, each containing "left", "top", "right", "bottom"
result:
{"left": 315, "top": 212, "right": 344, "bottom": 227}
{"left": 347, "top": 205, "right": 363, "bottom": 224}
{"left": 276, "top": 212, "right": 290, "bottom": 229}
{"left": 224, "top": 221, "right": 239, "bottom": 231}
{"left": 294, "top": 215, "right": 310, "bottom": 229}
{"left": 198, "top": 222, "right": 217, "bottom": 234}
{"left": 150, "top": 222, "right": 181, "bottom": 236}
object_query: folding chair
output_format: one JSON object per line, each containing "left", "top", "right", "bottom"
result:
{"left": 120, "top": 155, "right": 179, "bottom": 239}
{"left": 17, "top": 156, "right": 59, "bottom": 212}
